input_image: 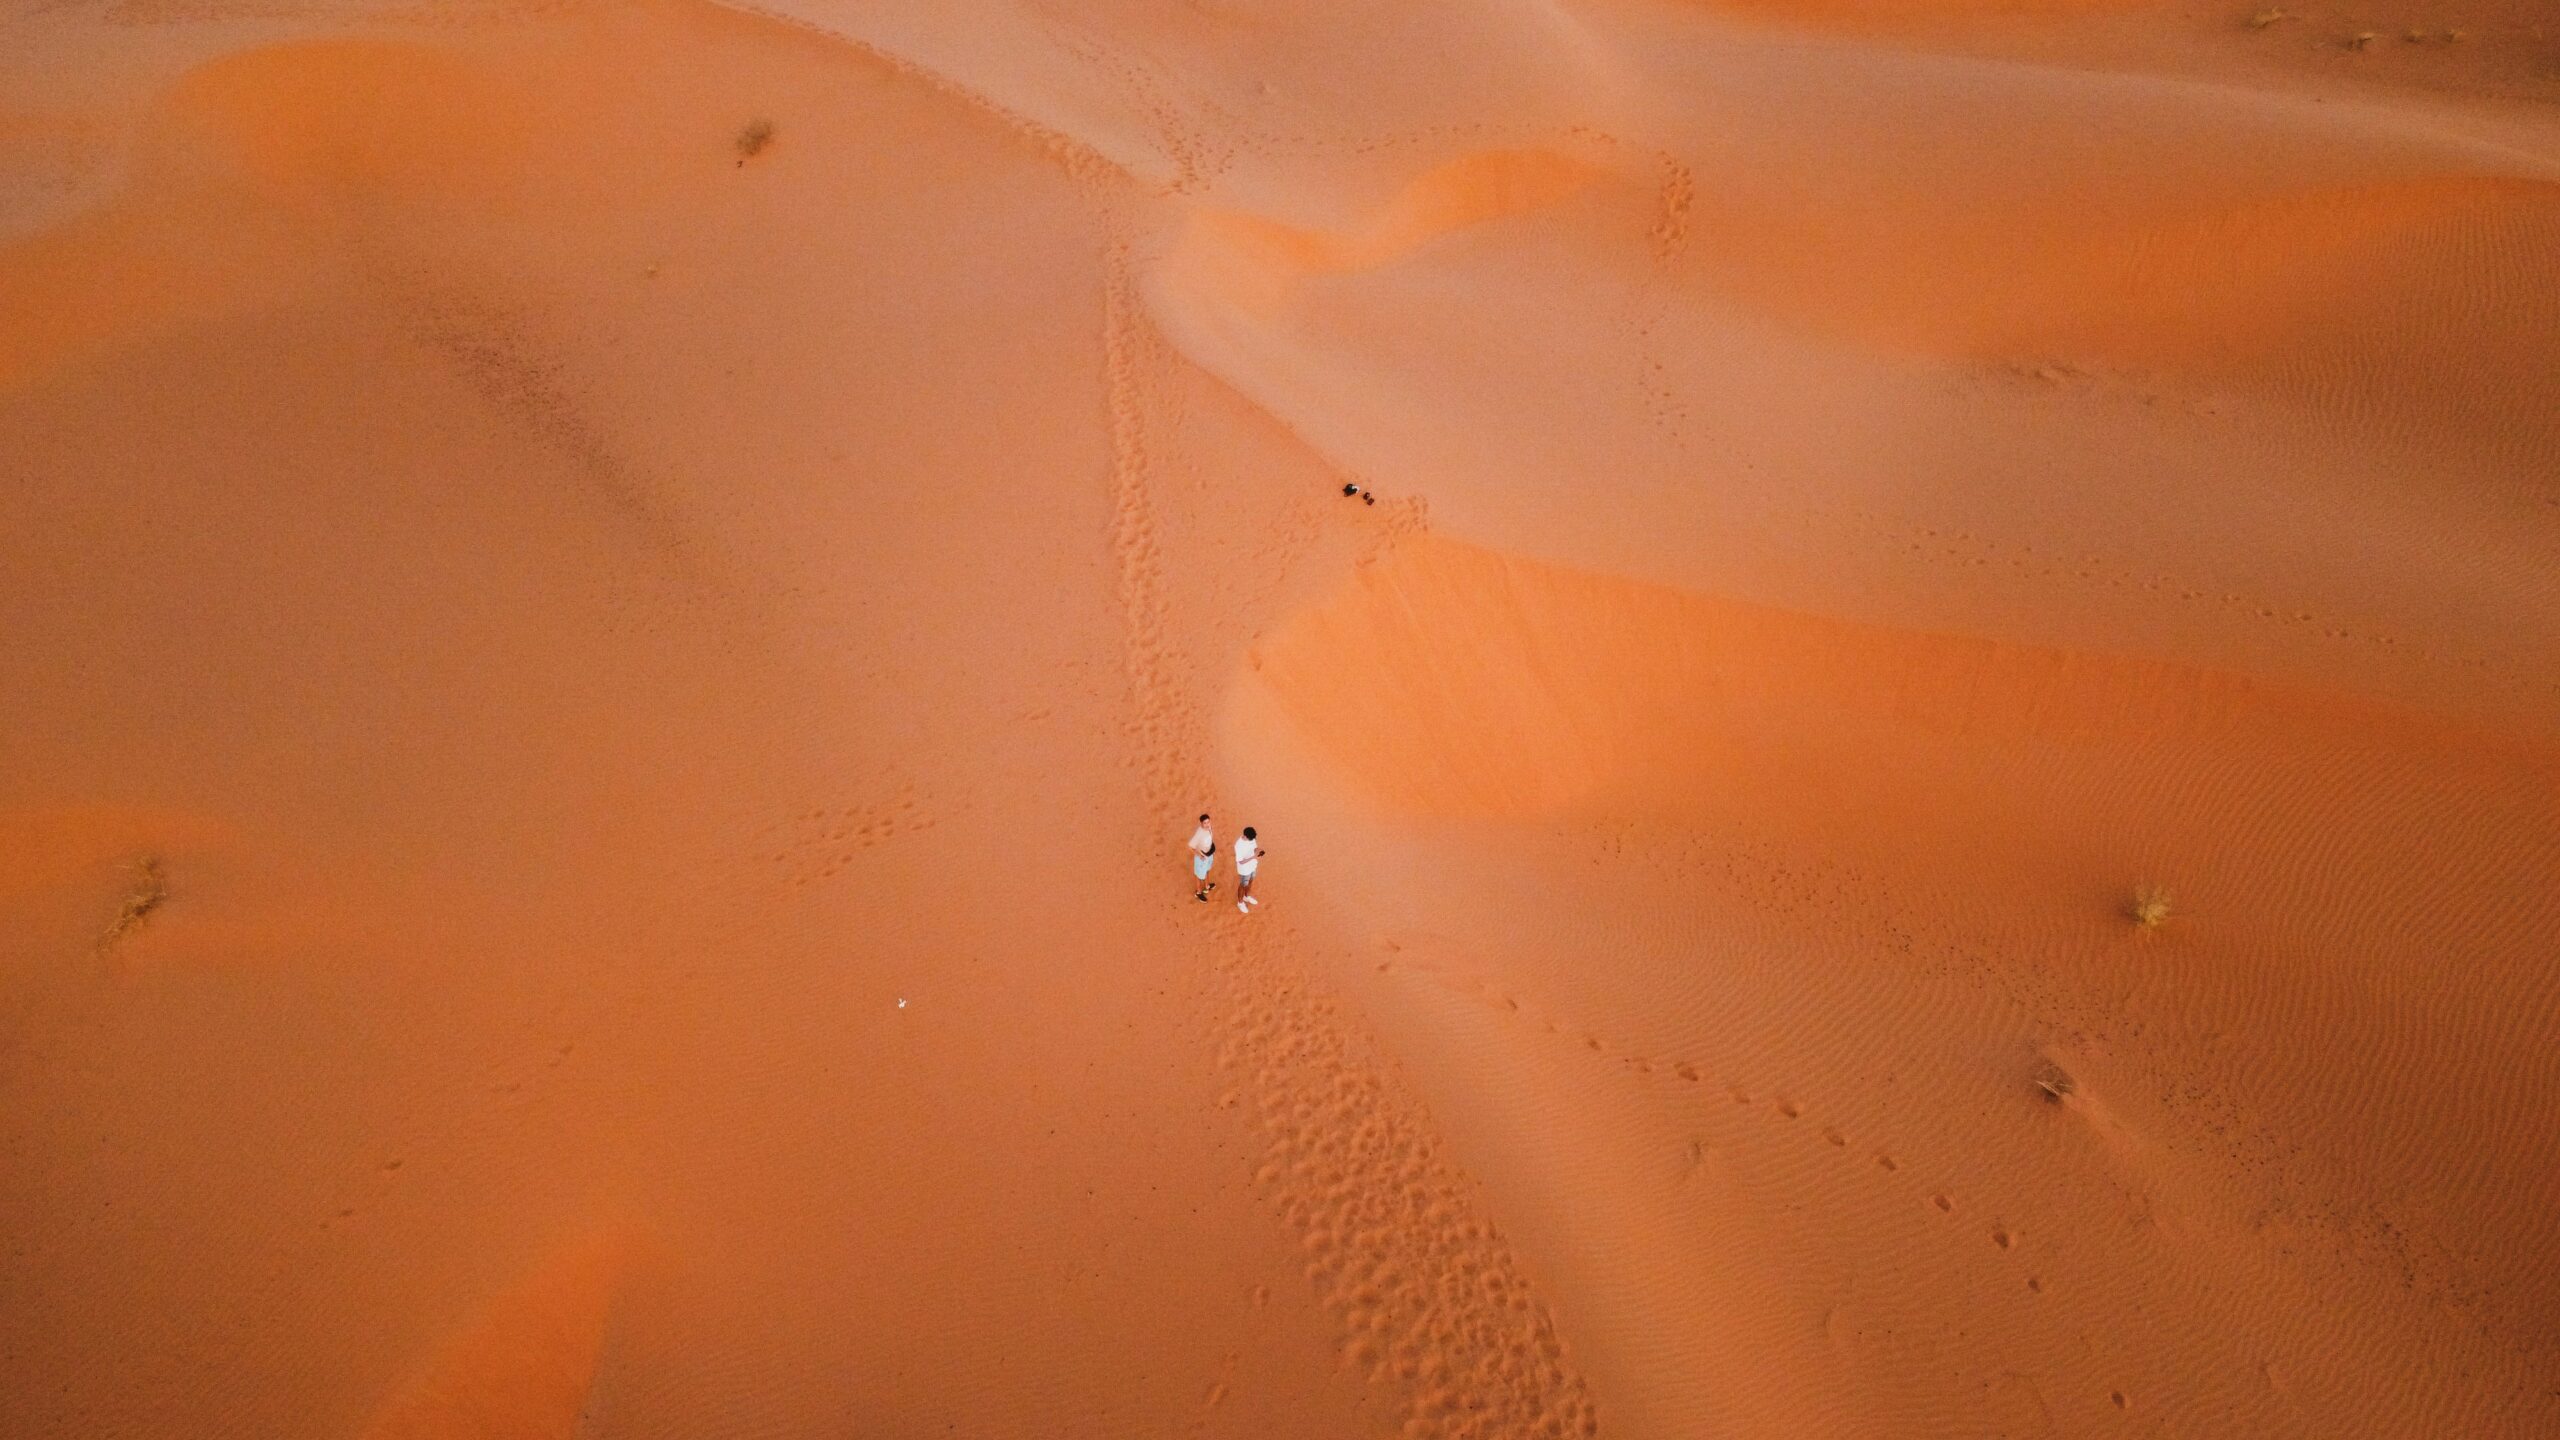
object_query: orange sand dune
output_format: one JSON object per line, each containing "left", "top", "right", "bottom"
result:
{"left": 1185, "top": 148, "right": 1604, "bottom": 312}
{"left": 3, "top": 0, "right": 2556, "bottom": 1435}
{"left": 1678, "top": 0, "right": 2148, "bottom": 27}
{"left": 363, "top": 1230, "right": 635, "bottom": 1440}
{"left": 1228, "top": 539, "right": 2560, "bottom": 1433}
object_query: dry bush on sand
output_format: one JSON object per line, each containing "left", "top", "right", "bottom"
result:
{"left": 736, "top": 118, "right": 775, "bottom": 162}
{"left": 100, "top": 856, "right": 168, "bottom": 950}
{"left": 2129, "top": 887, "right": 2172, "bottom": 928}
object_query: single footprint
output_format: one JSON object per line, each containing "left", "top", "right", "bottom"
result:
{"left": 1931, "top": 1193, "right": 1954, "bottom": 1212}
{"left": 1875, "top": 1154, "right": 1898, "bottom": 1172}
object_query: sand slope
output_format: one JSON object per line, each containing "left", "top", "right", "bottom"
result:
{"left": 2, "top": 0, "right": 2555, "bottom": 1435}
{"left": 1230, "top": 536, "right": 2560, "bottom": 1433}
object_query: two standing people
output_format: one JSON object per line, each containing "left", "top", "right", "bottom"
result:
{"left": 1187, "top": 813, "right": 1265, "bottom": 914}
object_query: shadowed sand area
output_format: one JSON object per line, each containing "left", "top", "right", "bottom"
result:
{"left": 3, "top": 0, "right": 2556, "bottom": 1436}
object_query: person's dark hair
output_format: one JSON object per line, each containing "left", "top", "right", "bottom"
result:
{"left": 1199, "top": 813, "right": 1210, "bottom": 821}
{"left": 1242, "top": 826, "right": 1256, "bottom": 839}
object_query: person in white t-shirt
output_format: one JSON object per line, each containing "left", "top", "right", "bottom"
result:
{"left": 1188, "top": 813, "right": 1217, "bottom": 902}
{"left": 1233, "top": 826, "right": 1264, "bottom": 913}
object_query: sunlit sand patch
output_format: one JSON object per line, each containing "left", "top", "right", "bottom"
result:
{"left": 362, "top": 1229, "right": 640, "bottom": 1440}
{"left": 0, "top": 805, "right": 234, "bottom": 904}
{"left": 1172, "top": 148, "right": 1607, "bottom": 315}
{"left": 1683, "top": 173, "right": 2560, "bottom": 373}
{"left": 1675, "top": 0, "right": 2147, "bottom": 23}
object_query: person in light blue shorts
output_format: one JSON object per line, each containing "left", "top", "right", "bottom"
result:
{"left": 1188, "top": 813, "right": 1217, "bottom": 902}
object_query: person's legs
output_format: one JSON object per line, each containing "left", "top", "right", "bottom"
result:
{"left": 1193, "top": 852, "right": 1213, "bottom": 900}
{"left": 1237, "top": 871, "right": 1255, "bottom": 911}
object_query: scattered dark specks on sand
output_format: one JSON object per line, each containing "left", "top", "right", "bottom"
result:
{"left": 98, "top": 856, "right": 168, "bottom": 951}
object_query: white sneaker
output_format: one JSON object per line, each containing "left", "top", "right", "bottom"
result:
{"left": 1238, "top": 902, "right": 1250, "bottom": 913}
{"left": 1245, "top": 895, "right": 1260, "bottom": 906}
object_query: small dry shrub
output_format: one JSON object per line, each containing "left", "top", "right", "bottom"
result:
{"left": 100, "top": 856, "right": 168, "bottom": 949}
{"left": 736, "top": 118, "right": 776, "bottom": 162}
{"left": 2129, "top": 887, "right": 2172, "bottom": 928}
